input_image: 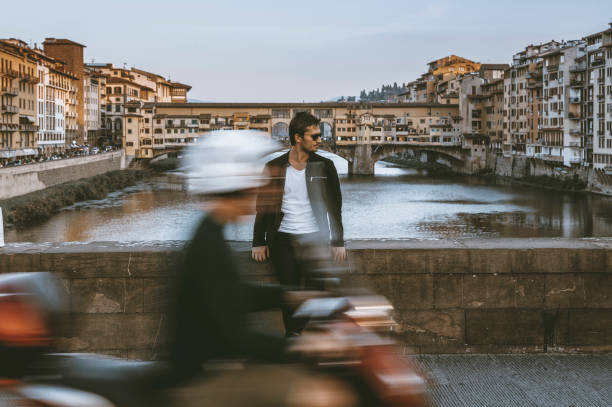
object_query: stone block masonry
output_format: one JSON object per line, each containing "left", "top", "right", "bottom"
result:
{"left": 0, "top": 151, "right": 126, "bottom": 200}
{"left": 0, "top": 238, "right": 611, "bottom": 359}
{"left": 486, "top": 151, "right": 612, "bottom": 196}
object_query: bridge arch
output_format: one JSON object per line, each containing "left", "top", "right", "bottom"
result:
{"left": 272, "top": 122, "right": 289, "bottom": 142}
{"left": 314, "top": 149, "right": 351, "bottom": 175}
{"left": 329, "top": 148, "right": 353, "bottom": 164}
{"left": 330, "top": 143, "right": 470, "bottom": 175}
{"left": 371, "top": 146, "right": 465, "bottom": 168}
{"left": 319, "top": 121, "right": 333, "bottom": 141}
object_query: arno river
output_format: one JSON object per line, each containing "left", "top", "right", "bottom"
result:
{"left": 5, "top": 153, "right": 612, "bottom": 243}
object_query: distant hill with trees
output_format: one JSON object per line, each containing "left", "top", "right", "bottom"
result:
{"left": 359, "top": 82, "right": 408, "bottom": 102}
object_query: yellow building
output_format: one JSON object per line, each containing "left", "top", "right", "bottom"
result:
{"left": 84, "top": 63, "right": 190, "bottom": 149}
{"left": 139, "top": 102, "right": 460, "bottom": 159}
{"left": 0, "top": 39, "right": 39, "bottom": 163}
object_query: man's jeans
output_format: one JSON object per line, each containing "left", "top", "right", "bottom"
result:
{"left": 270, "top": 231, "right": 325, "bottom": 335}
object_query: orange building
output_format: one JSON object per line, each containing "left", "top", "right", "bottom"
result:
{"left": 42, "top": 38, "right": 86, "bottom": 146}
{"left": 427, "top": 55, "right": 481, "bottom": 76}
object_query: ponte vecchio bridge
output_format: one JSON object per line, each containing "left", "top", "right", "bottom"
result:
{"left": 139, "top": 102, "right": 487, "bottom": 174}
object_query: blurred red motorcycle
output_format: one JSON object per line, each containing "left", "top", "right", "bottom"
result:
{"left": 0, "top": 272, "right": 428, "bottom": 406}
{"left": 290, "top": 294, "right": 428, "bottom": 406}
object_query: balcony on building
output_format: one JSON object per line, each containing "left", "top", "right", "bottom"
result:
{"left": 592, "top": 56, "right": 605, "bottom": 67}
{"left": 1, "top": 87, "right": 19, "bottom": 96}
{"left": 597, "top": 76, "right": 605, "bottom": 84}
{"left": 586, "top": 42, "right": 601, "bottom": 52}
{"left": 0, "top": 124, "right": 17, "bottom": 132}
{"left": 19, "top": 124, "right": 38, "bottom": 132}
{"left": 20, "top": 74, "right": 39, "bottom": 84}
{"left": 569, "top": 128, "right": 582, "bottom": 136}
{"left": 569, "top": 63, "right": 587, "bottom": 72}
{"left": 2, "top": 105, "right": 18, "bottom": 114}
{"left": 6, "top": 69, "right": 19, "bottom": 78}
{"left": 569, "top": 78, "right": 584, "bottom": 87}
{"left": 546, "top": 64, "right": 559, "bottom": 72}
{"left": 525, "top": 71, "right": 542, "bottom": 79}
{"left": 527, "top": 81, "right": 542, "bottom": 89}
{"left": 569, "top": 96, "right": 581, "bottom": 104}
{"left": 568, "top": 112, "right": 582, "bottom": 120}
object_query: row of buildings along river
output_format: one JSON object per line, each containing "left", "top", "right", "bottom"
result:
{"left": 1, "top": 22, "right": 612, "bottom": 175}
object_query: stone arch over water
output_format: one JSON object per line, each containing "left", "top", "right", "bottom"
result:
{"left": 319, "top": 121, "right": 333, "bottom": 141}
{"left": 272, "top": 122, "right": 289, "bottom": 142}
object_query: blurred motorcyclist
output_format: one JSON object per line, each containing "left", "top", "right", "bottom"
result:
{"left": 171, "top": 131, "right": 356, "bottom": 406}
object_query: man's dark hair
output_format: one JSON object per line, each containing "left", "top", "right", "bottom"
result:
{"left": 289, "top": 112, "right": 320, "bottom": 145}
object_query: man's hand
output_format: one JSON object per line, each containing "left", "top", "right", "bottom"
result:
{"left": 331, "top": 246, "right": 347, "bottom": 263}
{"left": 251, "top": 246, "right": 269, "bottom": 262}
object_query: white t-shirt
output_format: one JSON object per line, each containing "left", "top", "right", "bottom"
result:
{"left": 278, "top": 166, "right": 319, "bottom": 234}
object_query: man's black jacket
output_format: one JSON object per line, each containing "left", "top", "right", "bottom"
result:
{"left": 172, "top": 216, "right": 286, "bottom": 380}
{"left": 253, "top": 152, "right": 344, "bottom": 247}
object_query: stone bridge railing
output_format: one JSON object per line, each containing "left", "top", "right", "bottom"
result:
{"left": 0, "top": 238, "right": 610, "bottom": 359}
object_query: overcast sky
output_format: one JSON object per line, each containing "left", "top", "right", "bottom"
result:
{"left": 2, "top": 0, "right": 611, "bottom": 102}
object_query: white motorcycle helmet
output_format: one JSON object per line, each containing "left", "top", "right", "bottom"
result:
{"left": 181, "top": 130, "right": 283, "bottom": 195}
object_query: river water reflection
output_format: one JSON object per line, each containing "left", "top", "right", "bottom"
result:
{"left": 5, "top": 154, "right": 612, "bottom": 243}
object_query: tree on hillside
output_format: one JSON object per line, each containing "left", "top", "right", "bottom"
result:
{"left": 358, "top": 82, "right": 408, "bottom": 102}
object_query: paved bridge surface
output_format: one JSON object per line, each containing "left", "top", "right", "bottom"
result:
{"left": 414, "top": 354, "right": 612, "bottom": 407}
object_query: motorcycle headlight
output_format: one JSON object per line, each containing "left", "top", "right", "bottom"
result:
{"left": 0, "top": 294, "right": 50, "bottom": 348}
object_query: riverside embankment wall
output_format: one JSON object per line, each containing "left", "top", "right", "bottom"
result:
{"left": 1, "top": 239, "right": 610, "bottom": 359}
{"left": 487, "top": 152, "right": 612, "bottom": 196}
{"left": 0, "top": 151, "right": 126, "bottom": 200}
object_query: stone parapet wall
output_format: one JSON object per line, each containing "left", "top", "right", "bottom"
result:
{"left": 0, "top": 151, "right": 126, "bottom": 200}
{"left": 0, "top": 239, "right": 610, "bottom": 359}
